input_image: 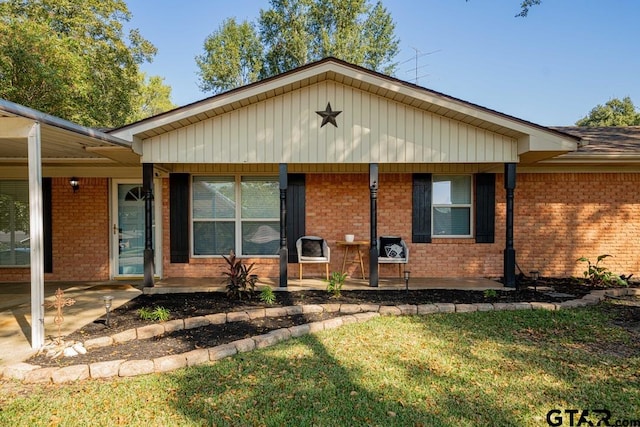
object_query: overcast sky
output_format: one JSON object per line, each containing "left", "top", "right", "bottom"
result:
{"left": 125, "top": 0, "right": 640, "bottom": 126}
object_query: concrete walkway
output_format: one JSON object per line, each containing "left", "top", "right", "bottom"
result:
{"left": 0, "top": 281, "right": 142, "bottom": 367}
{"left": 0, "top": 276, "right": 501, "bottom": 368}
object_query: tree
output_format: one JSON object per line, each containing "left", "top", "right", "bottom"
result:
{"left": 195, "top": 18, "right": 264, "bottom": 94}
{"left": 128, "top": 73, "right": 177, "bottom": 122}
{"left": 466, "top": 1, "right": 541, "bottom": 17}
{"left": 196, "top": 0, "right": 399, "bottom": 95}
{"left": 0, "top": 0, "right": 157, "bottom": 128}
{"left": 515, "top": 0, "right": 542, "bottom": 17}
{"left": 575, "top": 97, "right": 640, "bottom": 127}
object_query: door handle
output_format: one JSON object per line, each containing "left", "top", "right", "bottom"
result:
{"left": 113, "top": 224, "right": 118, "bottom": 235}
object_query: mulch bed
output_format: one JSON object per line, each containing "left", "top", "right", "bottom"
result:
{"left": 26, "top": 278, "right": 634, "bottom": 368}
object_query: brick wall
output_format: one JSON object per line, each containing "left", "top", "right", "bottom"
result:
{"left": 512, "top": 173, "right": 640, "bottom": 279}
{"left": 160, "top": 171, "right": 640, "bottom": 280}
{"left": 0, "top": 178, "right": 110, "bottom": 282}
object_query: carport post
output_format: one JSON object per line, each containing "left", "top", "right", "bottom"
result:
{"left": 28, "top": 122, "right": 45, "bottom": 348}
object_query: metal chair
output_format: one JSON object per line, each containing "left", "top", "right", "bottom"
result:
{"left": 377, "top": 236, "right": 409, "bottom": 277}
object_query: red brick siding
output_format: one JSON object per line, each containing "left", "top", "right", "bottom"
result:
{"left": 512, "top": 173, "right": 640, "bottom": 278}
{"left": 158, "top": 172, "right": 640, "bottom": 280}
{"left": 0, "top": 178, "right": 110, "bottom": 282}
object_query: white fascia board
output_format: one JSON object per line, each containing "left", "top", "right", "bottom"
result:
{"left": 0, "top": 117, "right": 35, "bottom": 138}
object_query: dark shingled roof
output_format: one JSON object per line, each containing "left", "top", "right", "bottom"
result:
{"left": 552, "top": 126, "right": 640, "bottom": 154}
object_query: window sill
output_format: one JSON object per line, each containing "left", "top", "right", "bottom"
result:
{"left": 431, "top": 237, "right": 476, "bottom": 244}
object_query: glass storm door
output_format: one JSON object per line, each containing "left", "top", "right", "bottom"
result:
{"left": 113, "top": 182, "right": 155, "bottom": 276}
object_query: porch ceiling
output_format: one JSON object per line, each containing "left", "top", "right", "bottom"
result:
{"left": 0, "top": 101, "right": 140, "bottom": 169}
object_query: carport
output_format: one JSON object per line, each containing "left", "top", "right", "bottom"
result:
{"left": 0, "top": 100, "right": 139, "bottom": 349}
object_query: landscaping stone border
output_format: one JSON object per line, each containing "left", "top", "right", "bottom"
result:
{"left": 3, "top": 287, "right": 638, "bottom": 384}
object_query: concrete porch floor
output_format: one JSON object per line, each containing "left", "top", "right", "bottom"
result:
{"left": 149, "top": 276, "right": 504, "bottom": 293}
{"left": 0, "top": 276, "right": 503, "bottom": 368}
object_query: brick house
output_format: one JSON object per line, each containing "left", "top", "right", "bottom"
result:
{"left": 2, "top": 58, "right": 639, "bottom": 292}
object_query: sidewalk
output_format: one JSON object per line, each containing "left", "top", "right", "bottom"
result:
{"left": 0, "top": 281, "right": 142, "bottom": 367}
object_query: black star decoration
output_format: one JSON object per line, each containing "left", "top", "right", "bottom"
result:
{"left": 316, "top": 102, "right": 342, "bottom": 128}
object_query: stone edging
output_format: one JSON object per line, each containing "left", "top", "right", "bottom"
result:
{"left": 2, "top": 287, "right": 638, "bottom": 384}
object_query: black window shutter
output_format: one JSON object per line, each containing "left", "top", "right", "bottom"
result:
{"left": 286, "top": 174, "right": 306, "bottom": 263}
{"left": 170, "top": 173, "right": 190, "bottom": 263}
{"left": 412, "top": 173, "right": 432, "bottom": 243}
{"left": 43, "top": 178, "right": 53, "bottom": 273}
{"left": 475, "top": 173, "right": 496, "bottom": 243}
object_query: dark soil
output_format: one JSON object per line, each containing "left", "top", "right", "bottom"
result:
{"left": 26, "top": 278, "right": 638, "bottom": 368}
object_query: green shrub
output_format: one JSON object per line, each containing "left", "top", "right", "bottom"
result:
{"left": 577, "top": 254, "right": 628, "bottom": 287}
{"left": 137, "top": 306, "right": 171, "bottom": 322}
{"left": 259, "top": 286, "right": 276, "bottom": 304}
{"left": 324, "top": 271, "right": 347, "bottom": 298}
{"left": 483, "top": 289, "right": 497, "bottom": 299}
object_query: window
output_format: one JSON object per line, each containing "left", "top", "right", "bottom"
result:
{"left": 192, "top": 176, "right": 279, "bottom": 256}
{"left": 432, "top": 175, "right": 472, "bottom": 237}
{"left": 0, "top": 181, "right": 30, "bottom": 266}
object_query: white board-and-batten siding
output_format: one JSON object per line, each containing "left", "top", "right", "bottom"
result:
{"left": 142, "top": 81, "right": 518, "bottom": 165}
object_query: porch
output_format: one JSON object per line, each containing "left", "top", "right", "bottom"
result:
{"left": 148, "top": 275, "right": 504, "bottom": 294}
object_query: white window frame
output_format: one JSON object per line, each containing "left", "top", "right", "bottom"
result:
{"left": 432, "top": 174, "right": 473, "bottom": 238}
{"left": 191, "top": 175, "right": 279, "bottom": 258}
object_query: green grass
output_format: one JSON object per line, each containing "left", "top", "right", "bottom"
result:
{"left": 1, "top": 304, "right": 639, "bottom": 426}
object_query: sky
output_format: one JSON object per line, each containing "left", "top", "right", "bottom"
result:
{"left": 124, "top": 0, "right": 640, "bottom": 126}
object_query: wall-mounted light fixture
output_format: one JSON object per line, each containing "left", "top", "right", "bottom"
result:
{"left": 69, "top": 177, "right": 79, "bottom": 193}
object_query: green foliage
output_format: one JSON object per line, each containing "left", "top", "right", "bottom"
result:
{"left": 0, "top": 0, "right": 157, "bottom": 127}
{"left": 324, "top": 271, "right": 347, "bottom": 298}
{"left": 196, "top": 0, "right": 399, "bottom": 94}
{"left": 222, "top": 251, "right": 258, "bottom": 300}
{"left": 515, "top": 0, "right": 542, "bottom": 17}
{"left": 195, "top": 18, "right": 264, "bottom": 94}
{"left": 128, "top": 73, "right": 177, "bottom": 122}
{"left": 137, "top": 306, "right": 170, "bottom": 322}
{"left": 577, "top": 254, "right": 628, "bottom": 287}
{"left": 259, "top": 286, "right": 277, "bottom": 305}
{"left": 575, "top": 96, "right": 640, "bottom": 127}
{"left": 483, "top": 289, "right": 497, "bottom": 299}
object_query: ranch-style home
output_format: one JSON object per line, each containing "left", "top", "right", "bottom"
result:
{"left": 2, "top": 58, "right": 640, "bottom": 344}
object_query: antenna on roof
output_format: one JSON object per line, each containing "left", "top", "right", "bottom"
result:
{"left": 400, "top": 47, "right": 441, "bottom": 85}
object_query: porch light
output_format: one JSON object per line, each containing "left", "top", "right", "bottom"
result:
{"left": 69, "top": 177, "right": 79, "bottom": 192}
{"left": 530, "top": 270, "right": 540, "bottom": 292}
{"left": 403, "top": 270, "right": 411, "bottom": 295}
{"left": 103, "top": 295, "right": 114, "bottom": 327}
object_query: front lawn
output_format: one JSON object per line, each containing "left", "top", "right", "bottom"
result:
{"left": 1, "top": 302, "right": 638, "bottom": 426}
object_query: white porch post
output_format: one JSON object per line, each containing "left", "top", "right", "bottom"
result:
{"left": 27, "top": 122, "right": 45, "bottom": 348}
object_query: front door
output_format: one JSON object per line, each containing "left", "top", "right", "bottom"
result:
{"left": 112, "top": 180, "right": 161, "bottom": 277}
